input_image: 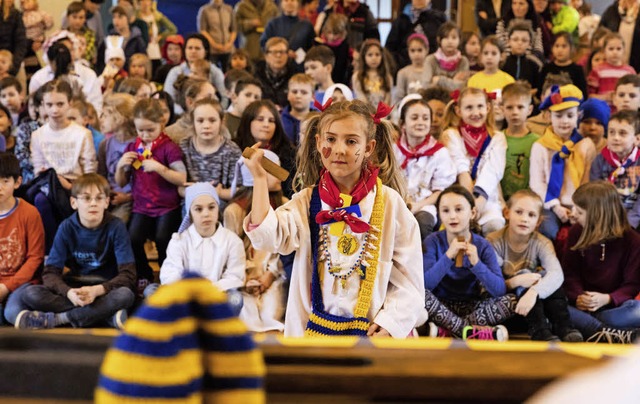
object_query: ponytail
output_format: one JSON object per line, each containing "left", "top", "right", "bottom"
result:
{"left": 441, "top": 87, "right": 496, "bottom": 136}
{"left": 294, "top": 100, "right": 406, "bottom": 198}
{"left": 47, "top": 42, "right": 73, "bottom": 79}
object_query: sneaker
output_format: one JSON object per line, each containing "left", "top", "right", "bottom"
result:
{"left": 586, "top": 328, "right": 637, "bottom": 344}
{"left": 531, "top": 328, "right": 561, "bottom": 342}
{"left": 462, "top": 325, "right": 509, "bottom": 341}
{"left": 110, "top": 309, "right": 128, "bottom": 330}
{"left": 560, "top": 329, "right": 583, "bottom": 342}
{"left": 15, "top": 310, "right": 55, "bottom": 330}
{"left": 428, "top": 322, "right": 452, "bottom": 338}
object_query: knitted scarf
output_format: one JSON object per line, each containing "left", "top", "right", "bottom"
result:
{"left": 537, "top": 127, "right": 586, "bottom": 202}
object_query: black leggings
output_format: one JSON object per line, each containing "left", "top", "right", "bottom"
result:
{"left": 128, "top": 208, "right": 182, "bottom": 281}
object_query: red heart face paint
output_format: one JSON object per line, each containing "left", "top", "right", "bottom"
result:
{"left": 322, "top": 147, "right": 332, "bottom": 159}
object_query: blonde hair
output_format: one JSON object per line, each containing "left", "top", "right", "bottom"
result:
{"left": 442, "top": 87, "right": 496, "bottom": 134}
{"left": 288, "top": 73, "right": 315, "bottom": 88}
{"left": 128, "top": 53, "right": 152, "bottom": 80}
{"left": 294, "top": 99, "right": 406, "bottom": 198}
{"left": 506, "top": 189, "right": 543, "bottom": 214}
{"left": 102, "top": 93, "right": 137, "bottom": 138}
{"left": 571, "top": 181, "right": 629, "bottom": 250}
{"left": 0, "top": 49, "right": 12, "bottom": 66}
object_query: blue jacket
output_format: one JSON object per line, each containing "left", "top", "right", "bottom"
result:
{"left": 423, "top": 231, "right": 507, "bottom": 300}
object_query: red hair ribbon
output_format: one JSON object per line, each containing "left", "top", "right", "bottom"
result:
{"left": 371, "top": 102, "right": 393, "bottom": 124}
{"left": 313, "top": 97, "right": 333, "bottom": 112}
{"left": 450, "top": 89, "right": 460, "bottom": 102}
{"left": 485, "top": 90, "right": 497, "bottom": 100}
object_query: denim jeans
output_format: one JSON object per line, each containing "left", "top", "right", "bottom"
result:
{"left": 0, "top": 282, "right": 32, "bottom": 325}
{"left": 22, "top": 285, "right": 135, "bottom": 328}
{"left": 128, "top": 209, "right": 182, "bottom": 281}
{"left": 569, "top": 300, "right": 640, "bottom": 338}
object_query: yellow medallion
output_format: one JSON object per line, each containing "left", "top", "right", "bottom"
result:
{"left": 337, "top": 234, "right": 359, "bottom": 256}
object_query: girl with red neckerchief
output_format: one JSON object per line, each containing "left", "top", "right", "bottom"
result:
{"left": 115, "top": 98, "right": 186, "bottom": 287}
{"left": 393, "top": 96, "right": 456, "bottom": 241}
{"left": 440, "top": 87, "right": 508, "bottom": 235}
{"left": 243, "top": 99, "right": 427, "bottom": 338}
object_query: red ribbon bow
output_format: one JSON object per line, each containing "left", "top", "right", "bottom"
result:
{"left": 550, "top": 92, "right": 563, "bottom": 105}
{"left": 314, "top": 97, "right": 333, "bottom": 112}
{"left": 315, "top": 209, "right": 371, "bottom": 233}
{"left": 450, "top": 89, "right": 460, "bottom": 102}
{"left": 371, "top": 102, "right": 393, "bottom": 124}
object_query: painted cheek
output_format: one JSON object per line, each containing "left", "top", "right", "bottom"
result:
{"left": 322, "top": 147, "right": 332, "bottom": 159}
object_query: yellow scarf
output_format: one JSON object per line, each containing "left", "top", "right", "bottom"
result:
{"left": 537, "top": 127, "right": 585, "bottom": 189}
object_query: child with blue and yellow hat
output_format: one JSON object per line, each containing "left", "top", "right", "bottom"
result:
{"left": 529, "top": 84, "right": 597, "bottom": 240}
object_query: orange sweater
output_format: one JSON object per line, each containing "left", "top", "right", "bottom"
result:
{"left": 0, "top": 198, "right": 44, "bottom": 291}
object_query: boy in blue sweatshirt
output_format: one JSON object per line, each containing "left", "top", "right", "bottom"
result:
{"left": 16, "top": 173, "right": 136, "bottom": 330}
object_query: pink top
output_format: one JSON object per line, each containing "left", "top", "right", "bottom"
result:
{"left": 587, "top": 62, "right": 636, "bottom": 95}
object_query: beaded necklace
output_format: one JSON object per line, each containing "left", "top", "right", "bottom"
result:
{"left": 320, "top": 225, "right": 375, "bottom": 293}
{"left": 305, "top": 178, "right": 385, "bottom": 336}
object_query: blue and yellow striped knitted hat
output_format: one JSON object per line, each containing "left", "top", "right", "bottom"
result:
{"left": 95, "top": 274, "right": 266, "bottom": 403}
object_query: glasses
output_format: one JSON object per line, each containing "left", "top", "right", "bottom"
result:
{"left": 267, "top": 50, "right": 287, "bottom": 56}
{"left": 75, "top": 195, "right": 108, "bottom": 203}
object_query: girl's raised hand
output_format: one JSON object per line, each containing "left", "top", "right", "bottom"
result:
{"left": 141, "top": 158, "right": 164, "bottom": 173}
{"left": 464, "top": 243, "right": 479, "bottom": 266}
{"left": 118, "top": 151, "right": 138, "bottom": 168}
{"left": 243, "top": 143, "right": 268, "bottom": 179}
{"left": 445, "top": 238, "right": 467, "bottom": 261}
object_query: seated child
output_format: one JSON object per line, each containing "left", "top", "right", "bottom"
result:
{"left": 502, "top": 21, "right": 542, "bottom": 82}
{"left": 393, "top": 97, "right": 456, "bottom": 240}
{"left": 612, "top": 74, "right": 640, "bottom": 113}
{"left": 527, "top": 74, "right": 573, "bottom": 136}
{"left": 225, "top": 151, "right": 287, "bottom": 332}
{"left": 419, "top": 86, "right": 451, "bottom": 140}
{"left": 587, "top": 32, "right": 636, "bottom": 104}
{"left": 16, "top": 173, "right": 136, "bottom": 330}
{"left": 0, "top": 153, "right": 44, "bottom": 325}
{"left": 0, "top": 50, "right": 13, "bottom": 81}
{"left": 590, "top": 110, "right": 640, "bottom": 229}
{"left": 440, "top": 87, "right": 507, "bottom": 235}
{"left": 529, "top": 84, "right": 596, "bottom": 240}
{"left": 487, "top": 190, "right": 583, "bottom": 342}
{"left": 500, "top": 82, "right": 540, "bottom": 201}
{"left": 321, "top": 83, "right": 353, "bottom": 105}
{"left": 189, "top": 58, "right": 211, "bottom": 81}
{"left": 224, "top": 77, "right": 262, "bottom": 141}
{"left": 424, "top": 185, "right": 515, "bottom": 340}
{"left": 158, "top": 183, "right": 245, "bottom": 315}
{"left": 67, "top": 99, "right": 105, "bottom": 154}
{"left": 563, "top": 182, "right": 640, "bottom": 343}
{"left": 97, "top": 93, "right": 137, "bottom": 223}
{"left": 0, "top": 76, "right": 25, "bottom": 128}
{"left": 304, "top": 45, "right": 336, "bottom": 102}
{"left": 578, "top": 98, "right": 609, "bottom": 153}
{"left": 281, "top": 73, "right": 314, "bottom": 145}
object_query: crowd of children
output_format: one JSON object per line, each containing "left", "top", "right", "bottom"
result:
{"left": 0, "top": 0, "right": 639, "bottom": 345}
